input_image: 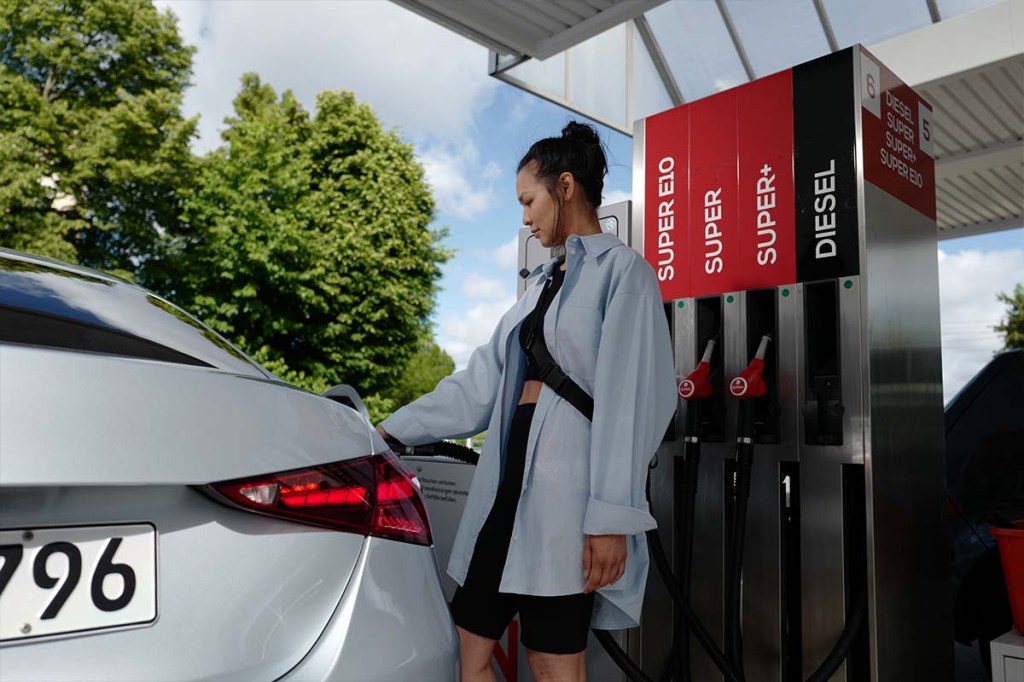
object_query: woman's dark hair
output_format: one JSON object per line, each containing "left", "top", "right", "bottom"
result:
{"left": 517, "top": 121, "right": 607, "bottom": 210}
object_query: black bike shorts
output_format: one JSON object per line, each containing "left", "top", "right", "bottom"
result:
{"left": 449, "top": 403, "right": 595, "bottom": 655}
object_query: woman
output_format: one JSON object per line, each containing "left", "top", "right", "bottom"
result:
{"left": 378, "top": 122, "right": 675, "bottom": 681}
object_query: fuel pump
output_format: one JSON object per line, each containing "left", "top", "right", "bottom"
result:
{"left": 406, "top": 45, "right": 948, "bottom": 682}
{"left": 635, "top": 44, "right": 950, "bottom": 681}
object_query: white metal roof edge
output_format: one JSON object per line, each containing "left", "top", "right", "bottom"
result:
{"left": 867, "top": 0, "right": 1023, "bottom": 86}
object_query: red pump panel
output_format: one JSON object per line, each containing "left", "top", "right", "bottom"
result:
{"left": 688, "top": 90, "right": 739, "bottom": 297}
{"left": 737, "top": 71, "right": 796, "bottom": 290}
{"left": 644, "top": 105, "right": 691, "bottom": 300}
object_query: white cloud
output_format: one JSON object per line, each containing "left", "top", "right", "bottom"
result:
{"left": 482, "top": 162, "right": 502, "bottom": 182}
{"left": 439, "top": 295, "right": 516, "bottom": 368}
{"left": 443, "top": 272, "right": 515, "bottom": 366}
{"left": 462, "top": 274, "right": 509, "bottom": 301}
{"left": 418, "top": 140, "right": 498, "bottom": 220}
{"left": 508, "top": 95, "right": 535, "bottom": 125}
{"left": 158, "top": 0, "right": 498, "bottom": 152}
{"left": 603, "top": 189, "right": 631, "bottom": 206}
{"left": 938, "top": 247, "right": 1024, "bottom": 402}
{"left": 489, "top": 236, "right": 519, "bottom": 271}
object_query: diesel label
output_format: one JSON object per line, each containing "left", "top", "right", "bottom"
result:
{"left": 813, "top": 159, "right": 837, "bottom": 260}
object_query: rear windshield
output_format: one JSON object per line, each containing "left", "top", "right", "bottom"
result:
{"left": 0, "top": 254, "right": 270, "bottom": 377}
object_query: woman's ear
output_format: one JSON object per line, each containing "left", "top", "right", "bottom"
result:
{"left": 559, "top": 171, "right": 575, "bottom": 201}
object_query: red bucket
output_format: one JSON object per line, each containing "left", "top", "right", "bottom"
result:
{"left": 991, "top": 521, "right": 1024, "bottom": 634}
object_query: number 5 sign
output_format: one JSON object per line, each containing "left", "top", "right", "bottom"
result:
{"left": 918, "top": 101, "right": 935, "bottom": 158}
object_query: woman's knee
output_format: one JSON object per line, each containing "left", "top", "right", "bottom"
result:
{"left": 525, "top": 648, "right": 587, "bottom": 681}
{"left": 457, "top": 626, "right": 499, "bottom": 681}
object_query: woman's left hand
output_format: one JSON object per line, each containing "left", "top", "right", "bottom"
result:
{"left": 582, "top": 534, "right": 627, "bottom": 593}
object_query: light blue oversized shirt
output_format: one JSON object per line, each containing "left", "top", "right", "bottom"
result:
{"left": 381, "top": 232, "right": 676, "bottom": 629}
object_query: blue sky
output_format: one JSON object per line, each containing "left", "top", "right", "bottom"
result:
{"left": 159, "top": 0, "right": 1021, "bottom": 402}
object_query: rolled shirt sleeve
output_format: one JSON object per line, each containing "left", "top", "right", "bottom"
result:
{"left": 583, "top": 267, "right": 676, "bottom": 536}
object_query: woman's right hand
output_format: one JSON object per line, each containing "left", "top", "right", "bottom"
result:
{"left": 375, "top": 424, "right": 390, "bottom": 440}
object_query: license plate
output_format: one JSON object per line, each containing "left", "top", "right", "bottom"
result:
{"left": 0, "top": 524, "right": 157, "bottom": 644}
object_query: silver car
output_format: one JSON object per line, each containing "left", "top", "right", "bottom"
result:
{"left": 0, "top": 248, "right": 459, "bottom": 681}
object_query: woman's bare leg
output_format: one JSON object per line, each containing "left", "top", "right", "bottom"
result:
{"left": 457, "top": 626, "right": 499, "bottom": 682}
{"left": 525, "top": 649, "right": 587, "bottom": 681}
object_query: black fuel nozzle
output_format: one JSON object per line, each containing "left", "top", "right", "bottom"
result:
{"left": 385, "top": 436, "right": 480, "bottom": 466}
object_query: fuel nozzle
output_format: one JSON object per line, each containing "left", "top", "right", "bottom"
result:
{"left": 729, "top": 335, "right": 771, "bottom": 400}
{"left": 679, "top": 339, "right": 717, "bottom": 401}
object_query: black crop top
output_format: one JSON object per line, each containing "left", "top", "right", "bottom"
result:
{"left": 520, "top": 264, "right": 566, "bottom": 381}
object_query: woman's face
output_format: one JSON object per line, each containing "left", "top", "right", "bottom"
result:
{"left": 516, "top": 165, "right": 561, "bottom": 248}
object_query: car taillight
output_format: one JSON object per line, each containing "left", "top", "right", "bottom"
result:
{"left": 208, "top": 451, "right": 432, "bottom": 545}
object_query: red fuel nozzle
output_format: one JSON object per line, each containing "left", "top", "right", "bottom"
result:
{"left": 729, "top": 335, "right": 771, "bottom": 399}
{"left": 679, "top": 339, "right": 716, "bottom": 400}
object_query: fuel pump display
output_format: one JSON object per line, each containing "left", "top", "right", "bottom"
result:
{"left": 635, "top": 45, "right": 949, "bottom": 681}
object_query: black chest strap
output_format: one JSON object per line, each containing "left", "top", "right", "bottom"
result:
{"left": 522, "top": 264, "right": 594, "bottom": 422}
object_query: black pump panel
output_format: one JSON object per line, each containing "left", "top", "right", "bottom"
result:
{"left": 802, "top": 280, "right": 845, "bottom": 446}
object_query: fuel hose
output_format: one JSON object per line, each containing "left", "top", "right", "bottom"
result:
{"left": 724, "top": 336, "right": 771, "bottom": 677}
{"left": 385, "top": 438, "right": 479, "bottom": 466}
{"left": 673, "top": 336, "right": 717, "bottom": 682}
{"left": 644, "top": 478, "right": 743, "bottom": 682}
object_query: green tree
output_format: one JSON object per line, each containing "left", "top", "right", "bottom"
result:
{"left": 386, "top": 338, "right": 455, "bottom": 406}
{"left": 168, "top": 75, "right": 450, "bottom": 417}
{"left": 0, "top": 0, "right": 196, "bottom": 277}
{"left": 995, "top": 283, "right": 1024, "bottom": 350}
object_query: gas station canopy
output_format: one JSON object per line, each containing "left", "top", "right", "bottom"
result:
{"left": 392, "top": 0, "right": 1023, "bottom": 240}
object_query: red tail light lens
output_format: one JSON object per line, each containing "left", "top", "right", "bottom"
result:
{"left": 208, "top": 451, "right": 432, "bottom": 545}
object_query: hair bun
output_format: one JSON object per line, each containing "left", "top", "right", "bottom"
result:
{"left": 561, "top": 121, "right": 600, "bottom": 146}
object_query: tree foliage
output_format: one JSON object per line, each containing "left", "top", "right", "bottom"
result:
{"left": 166, "top": 74, "right": 451, "bottom": 407}
{"left": 0, "top": 0, "right": 196, "bottom": 277}
{"left": 1, "top": 3, "right": 452, "bottom": 420}
{"left": 385, "top": 339, "right": 455, "bottom": 407}
{"left": 995, "top": 283, "right": 1024, "bottom": 350}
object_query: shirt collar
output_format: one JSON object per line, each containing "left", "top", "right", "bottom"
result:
{"left": 528, "top": 232, "right": 623, "bottom": 279}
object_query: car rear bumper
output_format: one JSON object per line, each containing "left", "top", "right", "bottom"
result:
{"left": 278, "top": 536, "right": 459, "bottom": 682}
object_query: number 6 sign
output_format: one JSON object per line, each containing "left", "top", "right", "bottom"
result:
{"left": 860, "top": 52, "right": 881, "bottom": 119}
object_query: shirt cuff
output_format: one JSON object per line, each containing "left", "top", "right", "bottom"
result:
{"left": 379, "top": 408, "right": 432, "bottom": 446}
{"left": 583, "top": 497, "right": 657, "bottom": 536}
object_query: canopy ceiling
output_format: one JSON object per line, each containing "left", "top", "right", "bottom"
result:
{"left": 392, "top": 0, "right": 1023, "bottom": 239}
